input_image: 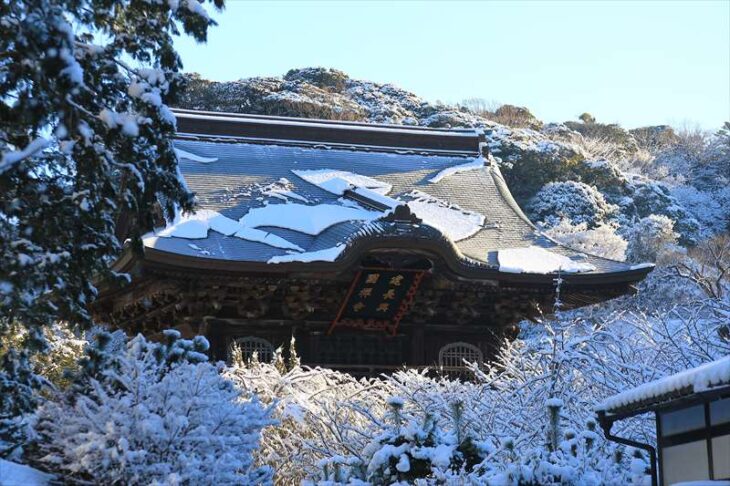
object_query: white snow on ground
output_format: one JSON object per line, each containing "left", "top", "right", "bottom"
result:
{"left": 292, "top": 169, "right": 392, "bottom": 195}
{"left": 597, "top": 356, "right": 730, "bottom": 412}
{"left": 268, "top": 244, "right": 346, "bottom": 264}
{"left": 235, "top": 227, "right": 304, "bottom": 252}
{"left": 404, "top": 190, "right": 484, "bottom": 242}
{"left": 239, "top": 203, "right": 380, "bottom": 235}
{"left": 498, "top": 246, "right": 597, "bottom": 274}
{"left": 0, "top": 459, "right": 54, "bottom": 486}
{"left": 428, "top": 156, "right": 486, "bottom": 183}
{"left": 174, "top": 147, "right": 218, "bottom": 163}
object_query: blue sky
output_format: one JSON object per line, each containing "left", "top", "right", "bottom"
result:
{"left": 174, "top": 1, "right": 730, "bottom": 130}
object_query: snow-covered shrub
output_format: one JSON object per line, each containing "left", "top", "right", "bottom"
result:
{"left": 623, "top": 175, "right": 700, "bottom": 244}
{"left": 670, "top": 233, "right": 730, "bottom": 300}
{"left": 625, "top": 215, "right": 679, "bottom": 263}
{"left": 36, "top": 332, "right": 274, "bottom": 485}
{"left": 671, "top": 184, "right": 730, "bottom": 237}
{"left": 528, "top": 181, "right": 618, "bottom": 228}
{"left": 311, "top": 397, "right": 484, "bottom": 485}
{"left": 544, "top": 219, "right": 628, "bottom": 261}
{"left": 226, "top": 358, "right": 391, "bottom": 484}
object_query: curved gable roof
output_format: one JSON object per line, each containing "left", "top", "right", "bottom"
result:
{"left": 138, "top": 110, "right": 652, "bottom": 285}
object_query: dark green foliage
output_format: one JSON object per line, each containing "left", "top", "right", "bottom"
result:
{"left": 72, "top": 329, "right": 210, "bottom": 396}
{"left": 283, "top": 67, "right": 349, "bottom": 93}
{"left": 0, "top": 0, "right": 222, "bottom": 455}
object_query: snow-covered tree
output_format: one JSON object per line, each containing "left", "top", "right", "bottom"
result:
{"left": 0, "top": 0, "right": 222, "bottom": 448}
{"left": 625, "top": 215, "right": 679, "bottom": 263}
{"left": 544, "top": 219, "right": 628, "bottom": 261}
{"left": 528, "top": 181, "right": 618, "bottom": 228}
{"left": 36, "top": 332, "right": 274, "bottom": 485}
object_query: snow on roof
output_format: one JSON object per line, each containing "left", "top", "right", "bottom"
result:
{"left": 0, "top": 459, "right": 55, "bottom": 486}
{"left": 239, "top": 203, "right": 380, "bottom": 235}
{"left": 260, "top": 178, "right": 310, "bottom": 203}
{"left": 597, "top": 356, "right": 730, "bottom": 413}
{"left": 404, "top": 190, "right": 484, "bottom": 242}
{"left": 235, "top": 227, "right": 304, "bottom": 252}
{"left": 349, "top": 186, "right": 401, "bottom": 209}
{"left": 268, "top": 244, "right": 346, "bottom": 264}
{"left": 154, "top": 209, "right": 238, "bottom": 239}
{"left": 292, "top": 169, "right": 393, "bottom": 195}
{"left": 174, "top": 147, "right": 218, "bottom": 163}
{"left": 428, "top": 156, "right": 486, "bottom": 184}
{"left": 498, "top": 246, "right": 597, "bottom": 274}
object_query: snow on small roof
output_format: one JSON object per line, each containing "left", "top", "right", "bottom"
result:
{"left": 597, "top": 356, "right": 730, "bottom": 414}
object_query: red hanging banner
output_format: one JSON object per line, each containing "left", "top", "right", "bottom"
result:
{"left": 328, "top": 268, "right": 426, "bottom": 336}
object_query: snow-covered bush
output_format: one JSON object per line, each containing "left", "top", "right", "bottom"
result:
{"left": 310, "top": 397, "right": 484, "bottom": 484}
{"left": 625, "top": 215, "right": 679, "bottom": 263}
{"left": 226, "top": 357, "right": 391, "bottom": 484}
{"left": 528, "top": 181, "right": 618, "bottom": 228}
{"left": 544, "top": 219, "right": 628, "bottom": 261}
{"left": 36, "top": 332, "right": 274, "bottom": 485}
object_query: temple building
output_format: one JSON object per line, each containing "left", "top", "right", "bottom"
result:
{"left": 93, "top": 109, "right": 654, "bottom": 375}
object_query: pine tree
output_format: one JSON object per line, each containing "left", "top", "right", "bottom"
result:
{"left": 0, "top": 0, "right": 223, "bottom": 453}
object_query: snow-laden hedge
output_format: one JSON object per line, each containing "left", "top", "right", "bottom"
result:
{"left": 35, "top": 332, "right": 274, "bottom": 485}
{"left": 528, "top": 181, "right": 618, "bottom": 228}
{"left": 222, "top": 286, "right": 728, "bottom": 485}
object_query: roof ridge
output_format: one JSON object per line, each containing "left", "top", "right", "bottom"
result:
{"left": 171, "top": 108, "right": 480, "bottom": 134}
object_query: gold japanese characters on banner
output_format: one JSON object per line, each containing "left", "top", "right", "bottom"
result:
{"left": 328, "top": 269, "right": 426, "bottom": 336}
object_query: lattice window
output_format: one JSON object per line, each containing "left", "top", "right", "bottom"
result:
{"left": 229, "top": 336, "right": 274, "bottom": 364}
{"left": 438, "top": 342, "right": 483, "bottom": 369}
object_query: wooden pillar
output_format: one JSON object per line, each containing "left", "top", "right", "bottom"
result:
{"left": 410, "top": 321, "right": 425, "bottom": 366}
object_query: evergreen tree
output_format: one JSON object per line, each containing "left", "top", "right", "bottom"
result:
{"left": 0, "top": 0, "right": 223, "bottom": 454}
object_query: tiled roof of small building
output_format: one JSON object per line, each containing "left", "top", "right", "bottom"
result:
{"left": 597, "top": 356, "right": 730, "bottom": 416}
{"left": 139, "top": 110, "right": 653, "bottom": 282}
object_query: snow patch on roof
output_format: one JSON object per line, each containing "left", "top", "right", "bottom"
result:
{"left": 498, "top": 246, "right": 597, "bottom": 274}
{"left": 239, "top": 203, "right": 380, "bottom": 235}
{"left": 629, "top": 262, "right": 655, "bottom": 270}
{"left": 268, "top": 244, "right": 346, "bottom": 264}
{"left": 403, "top": 190, "right": 484, "bottom": 242}
{"left": 155, "top": 209, "right": 238, "bottom": 239}
{"left": 292, "top": 169, "right": 392, "bottom": 195}
{"left": 174, "top": 147, "right": 218, "bottom": 163}
{"left": 349, "top": 186, "right": 401, "bottom": 209}
{"left": 235, "top": 227, "right": 305, "bottom": 252}
{"left": 259, "top": 178, "right": 310, "bottom": 203}
{"left": 597, "top": 356, "right": 730, "bottom": 413}
{"left": 428, "top": 156, "right": 486, "bottom": 184}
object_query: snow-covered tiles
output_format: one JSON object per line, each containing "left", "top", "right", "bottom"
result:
{"left": 174, "top": 147, "right": 218, "bottom": 163}
{"left": 292, "top": 169, "right": 392, "bottom": 195}
{"left": 498, "top": 246, "right": 596, "bottom": 274}
{"left": 239, "top": 203, "right": 380, "bottom": 235}
{"left": 428, "top": 156, "right": 486, "bottom": 183}
{"left": 268, "top": 244, "right": 346, "bottom": 264}
{"left": 403, "top": 190, "right": 484, "bottom": 242}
